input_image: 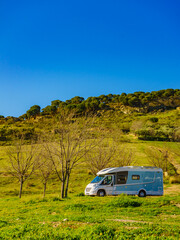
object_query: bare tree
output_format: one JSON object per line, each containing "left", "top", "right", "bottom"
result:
{"left": 146, "top": 146, "right": 170, "bottom": 172}
{"left": 43, "top": 114, "right": 96, "bottom": 198}
{"left": 172, "top": 143, "right": 180, "bottom": 173}
{"left": 85, "top": 140, "right": 116, "bottom": 175}
{"left": 38, "top": 154, "right": 54, "bottom": 198}
{"left": 114, "top": 146, "right": 135, "bottom": 167}
{"left": 6, "top": 137, "right": 39, "bottom": 198}
{"left": 86, "top": 140, "right": 135, "bottom": 176}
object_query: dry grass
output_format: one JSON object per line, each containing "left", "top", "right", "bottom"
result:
{"left": 164, "top": 184, "right": 180, "bottom": 195}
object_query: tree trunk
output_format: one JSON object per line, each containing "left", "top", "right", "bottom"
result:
{"left": 165, "top": 151, "right": 168, "bottom": 172}
{"left": 65, "top": 173, "right": 70, "bottom": 198}
{"left": 43, "top": 183, "right": 46, "bottom": 198}
{"left": 19, "top": 178, "right": 23, "bottom": 198}
{"left": 61, "top": 181, "right": 65, "bottom": 198}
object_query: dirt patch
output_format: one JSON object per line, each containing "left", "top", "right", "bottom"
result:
{"left": 51, "top": 221, "right": 93, "bottom": 228}
{"left": 159, "top": 214, "right": 179, "bottom": 221}
{"left": 52, "top": 221, "right": 61, "bottom": 228}
{"left": 164, "top": 184, "right": 180, "bottom": 195}
{"left": 125, "top": 226, "right": 142, "bottom": 229}
{"left": 106, "top": 219, "right": 152, "bottom": 224}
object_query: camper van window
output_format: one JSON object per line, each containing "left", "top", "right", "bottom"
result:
{"left": 116, "top": 171, "right": 128, "bottom": 184}
{"left": 101, "top": 176, "right": 112, "bottom": 185}
{"left": 91, "top": 176, "right": 104, "bottom": 183}
{"left": 132, "top": 175, "right": 140, "bottom": 180}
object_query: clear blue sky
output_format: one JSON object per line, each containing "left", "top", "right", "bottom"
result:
{"left": 0, "top": 0, "right": 179, "bottom": 117}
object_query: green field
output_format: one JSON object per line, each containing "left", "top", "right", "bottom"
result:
{"left": 0, "top": 143, "right": 180, "bottom": 239}
{"left": 0, "top": 193, "right": 180, "bottom": 239}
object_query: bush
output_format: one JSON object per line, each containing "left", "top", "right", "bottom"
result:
{"left": 107, "top": 195, "right": 142, "bottom": 208}
{"left": 76, "top": 192, "right": 85, "bottom": 197}
{"left": 65, "top": 203, "right": 94, "bottom": 211}
{"left": 150, "top": 117, "right": 158, "bottom": 123}
{"left": 52, "top": 197, "right": 62, "bottom": 201}
{"left": 136, "top": 129, "right": 170, "bottom": 141}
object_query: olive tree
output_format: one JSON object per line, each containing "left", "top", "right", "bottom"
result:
{"left": 26, "top": 105, "right": 41, "bottom": 119}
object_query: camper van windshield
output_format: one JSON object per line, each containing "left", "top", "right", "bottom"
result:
{"left": 91, "top": 176, "right": 104, "bottom": 183}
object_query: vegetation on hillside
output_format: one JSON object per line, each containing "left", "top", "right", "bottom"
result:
{"left": 22, "top": 88, "right": 180, "bottom": 117}
{"left": 0, "top": 89, "right": 179, "bottom": 199}
{"left": 0, "top": 89, "right": 179, "bottom": 144}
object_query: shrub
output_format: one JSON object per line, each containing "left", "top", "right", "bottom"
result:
{"left": 0, "top": 220, "right": 8, "bottom": 228}
{"left": 107, "top": 195, "right": 142, "bottom": 208}
{"left": 150, "top": 117, "right": 158, "bottom": 123}
{"left": 136, "top": 129, "right": 170, "bottom": 141}
{"left": 52, "top": 197, "right": 62, "bottom": 201}
{"left": 76, "top": 192, "right": 85, "bottom": 197}
{"left": 65, "top": 203, "right": 94, "bottom": 211}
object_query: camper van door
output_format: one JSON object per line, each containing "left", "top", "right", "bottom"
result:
{"left": 100, "top": 175, "right": 114, "bottom": 195}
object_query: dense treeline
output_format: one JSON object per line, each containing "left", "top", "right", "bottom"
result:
{"left": 33, "top": 88, "right": 180, "bottom": 117}
{"left": 0, "top": 89, "right": 179, "bottom": 143}
{"left": 0, "top": 89, "right": 179, "bottom": 120}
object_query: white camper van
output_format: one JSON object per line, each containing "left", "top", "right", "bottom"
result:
{"left": 85, "top": 166, "right": 163, "bottom": 197}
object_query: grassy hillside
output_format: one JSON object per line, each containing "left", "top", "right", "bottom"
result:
{"left": 0, "top": 89, "right": 180, "bottom": 239}
{"left": 0, "top": 93, "right": 180, "bottom": 198}
{"left": 0, "top": 89, "right": 179, "bottom": 144}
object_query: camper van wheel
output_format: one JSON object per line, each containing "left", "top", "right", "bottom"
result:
{"left": 138, "top": 190, "right": 146, "bottom": 197}
{"left": 97, "top": 190, "right": 106, "bottom": 197}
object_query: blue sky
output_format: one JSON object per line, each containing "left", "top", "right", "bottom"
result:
{"left": 0, "top": 0, "right": 179, "bottom": 117}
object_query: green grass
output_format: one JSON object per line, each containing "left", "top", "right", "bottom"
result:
{"left": 0, "top": 194, "right": 179, "bottom": 239}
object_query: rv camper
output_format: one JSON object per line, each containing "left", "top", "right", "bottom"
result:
{"left": 85, "top": 166, "right": 163, "bottom": 197}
